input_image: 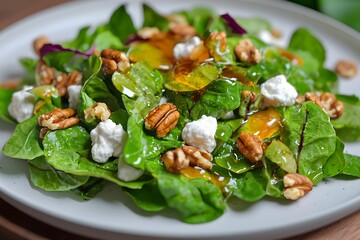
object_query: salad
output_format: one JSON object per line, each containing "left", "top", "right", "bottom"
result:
{"left": 1, "top": 4, "right": 360, "bottom": 224}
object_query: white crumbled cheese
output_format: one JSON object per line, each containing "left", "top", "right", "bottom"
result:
{"left": 8, "top": 88, "right": 36, "bottom": 122}
{"left": 173, "top": 36, "right": 202, "bottom": 60}
{"left": 158, "top": 96, "right": 168, "bottom": 105}
{"left": 182, "top": 115, "right": 217, "bottom": 153}
{"left": 221, "top": 111, "right": 235, "bottom": 120}
{"left": 260, "top": 74, "right": 298, "bottom": 107}
{"left": 90, "top": 119, "right": 127, "bottom": 163}
{"left": 67, "top": 85, "right": 82, "bottom": 109}
{"left": 117, "top": 156, "right": 144, "bottom": 182}
{"left": 257, "top": 30, "right": 286, "bottom": 48}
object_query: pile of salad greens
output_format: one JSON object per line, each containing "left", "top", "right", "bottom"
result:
{"left": 1, "top": 4, "right": 360, "bottom": 224}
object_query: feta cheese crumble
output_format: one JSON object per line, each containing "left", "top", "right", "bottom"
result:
{"left": 257, "top": 30, "right": 286, "bottom": 48}
{"left": 182, "top": 115, "right": 217, "bottom": 153}
{"left": 67, "top": 85, "right": 82, "bottom": 109}
{"left": 8, "top": 88, "right": 36, "bottom": 122}
{"left": 90, "top": 119, "right": 127, "bottom": 163}
{"left": 260, "top": 74, "right": 298, "bottom": 107}
{"left": 173, "top": 36, "right": 202, "bottom": 60}
{"left": 117, "top": 156, "right": 144, "bottom": 182}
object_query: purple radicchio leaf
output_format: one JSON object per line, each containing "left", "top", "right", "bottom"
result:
{"left": 40, "top": 43, "right": 94, "bottom": 58}
{"left": 220, "top": 13, "right": 247, "bottom": 34}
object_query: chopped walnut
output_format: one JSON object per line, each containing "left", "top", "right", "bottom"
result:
{"left": 35, "top": 61, "right": 83, "bottom": 97}
{"left": 169, "top": 23, "right": 197, "bottom": 41}
{"left": 33, "top": 35, "right": 50, "bottom": 56}
{"left": 270, "top": 28, "right": 282, "bottom": 39}
{"left": 182, "top": 146, "right": 212, "bottom": 170}
{"left": 137, "top": 27, "right": 161, "bottom": 39}
{"left": 161, "top": 148, "right": 189, "bottom": 174}
{"left": 84, "top": 102, "right": 111, "bottom": 122}
{"left": 167, "top": 14, "right": 187, "bottom": 25}
{"left": 207, "top": 31, "right": 227, "bottom": 53}
{"left": 235, "top": 38, "right": 261, "bottom": 65}
{"left": 101, "top": 49, "right": 130, "bottom": 74}
{"left": 335, "top": 60, "right": 357, "bottom": 78}
{"left": 38, "top": 108, "right": 79, "bottom": 130}
{"left": 298, "top": 92, "right": 344, "bottom": 119}
{"left": 236, "top": 131, "right": 263, "bottom": 163}
{"left": 161, "top": 146, "right": 212, "bottom": 174}
{"left": 36, "top": 60, "right": 56, "bottom": 85}
{"left": 144, "top": 103, "right": 180, "bottom": 138}
{"left": 283, "top": 173, "right": 313, "bottom": 200}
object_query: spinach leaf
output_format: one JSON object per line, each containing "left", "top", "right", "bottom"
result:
{"left": 190, "top": 79, "right": 241, "bottom": 120}
{"left": 63, "top": 26, "right": 94, "bottom": 52}
{"left": 114, "top": 61, "right": 164, "bottom": 97}
{"left": 123, "top": 115, "right": 182, "bottom": 170}
{"left": 2, "top": 115, "right": 44, "bottom": 160}
{"left": 43, "top": 51, "right": 86, "bottom": 73}
{"left": 160, "top": 175, "right": 225, "bottom": 223}
{"left": 322, "top": 137, "right": 345, "bottom": 178}
{"left": 164, "top": 63, "right": 220, "bottom": 92}
{"left": 229, "top": 169, "right": 267, "bottom": 202}
{"left": 146, "top": 160, "right": 226, "bottom": 223}
{"left": 282, "top": 102, "right": 337, "bottom": 184}
{"left": 43, "top": 125, "right": 91, "bottom": 158}
{"left": 235, "top": 17, "right": 271, "bottom": 34}
{"left": 214, "top": 143, "right": 254, "bottom": 174}
{"left": 92, "top": 30, "right": 123, "bottom": 52}
{"left": 177, "top": 7, "right": 217, "bottom": 37}
{"left": 112, "top": 62, "right": 163, "bottom": 117}
{"left": 110, "top": 108, "right": 129, "bottom": 131}
{"left": 332, "top": 95, "right": 360, "bottom": 142}
{"left": 43, "top": 126, "right": 148, "bottom": 189}
{"left": 262, "top": 158, "right": 283, "bottom": 198}
{"left": 248, "top": 49, "right": 314, "bottom": 94}
{"left": 122, "top": 94, "right": 160, "bottom": 118}
{"left": 0, "top": 88, "right": 16, "bottom": 124}
{"left": 29, "top": 157, "right": 89, "bottom": 191}
{"left": 142, "top": 4, "right": 169, "bottom": 31}
{"left": 19, "top": 57, "right": 38, "bottom": 86}
{"left": 82, "top": 76, "right": 120, "bottom": 111}
{"left": 82, "top": 54, "right": 102, "bottom": 81}
{"left": 288, "top": 28, "right": 326, "bottom": 66}
{"left": 72, "top": 177, "right": 105, "bottom": 200}
{"left": 264, "top": 140, "right": 297, "bottom": 174}
{"left": 123, "top": 181, "right": 167, "bottom": 211}
{"left": 341, "top": 154, "right": 360, "bottom": 177}
{"left": 109, "top": 5, "right": 136, "bottom": 43}
{"left": 314, "top": 68, "right": 338, "bottom": 92}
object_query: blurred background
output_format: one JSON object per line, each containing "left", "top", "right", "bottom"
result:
{"left": 286, "top": 0, "right": 360, "bottom": 32}
{"left": 0, "top": 0, "right": 359, "bottom": 32}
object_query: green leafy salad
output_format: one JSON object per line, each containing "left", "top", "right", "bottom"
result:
{"left": 1, "top": 4, "right": 360, "bottom": 224}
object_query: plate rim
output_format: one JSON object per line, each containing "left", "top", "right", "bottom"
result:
{"left": 0, "top": 0, "right": 360, "bottom": 239}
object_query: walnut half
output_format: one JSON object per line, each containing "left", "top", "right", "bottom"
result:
{"left": 235, "top": 38, "right": 261, "bottom": 65}
{"left": 161, "top": 146, "right": 212, "bottom": 174}
{"left": 283, "top": 173, "right": 313, "bottom": 200}
{"left": 144, "top": 103, "right": 180, "bottom": 138}
{"left": 297, "top": 92, "right": 344, "bottom": 119}
{"left": 236, "top": 131, "right": 263, "bottom": 163}
{"left": 38, "top": 108, "right": 79, "bottom": 130}
{"left": 101, "top": 48, "right": 130, "bottom": 74}
{"left": 84, "top": 102, "right": 111, "bottom": 122}
{"left": 335, "top": 60, "right": 357, "bottom": 78}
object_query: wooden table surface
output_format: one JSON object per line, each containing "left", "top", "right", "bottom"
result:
{"left": 0, "top": 0, "right": 359, "bottom": 239}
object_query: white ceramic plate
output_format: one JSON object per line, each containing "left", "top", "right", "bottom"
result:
{"left": 1, "top": 0, "right": 359, "bottom": 239}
